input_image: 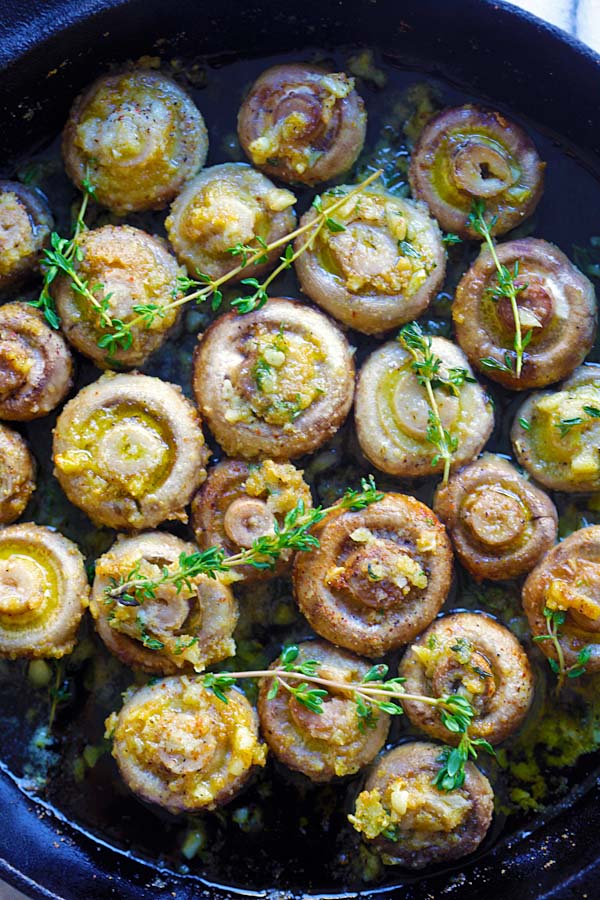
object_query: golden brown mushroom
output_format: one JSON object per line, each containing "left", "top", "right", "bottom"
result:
{"left": 54, "top": 224, "right": 184, "bottom": 369}
{"left": 523, "top": 525, "right": 600, "bottom": 674}
{"left": 62, "top": 69, "right": 208, "bottom": 213}
{"left": 293, "top": 493, "right": 453, "bottom": 657}
{"left": 0, "top": 301, "right": 73, "bottom": 421}
{"left": 257, "top": 641, "right": 389, "bottom": 782}
{"left": 53, "top": 372, "right": 210, "bottom": 530}
{"left": 355, "top": 337, "right": 493, "bottom": 478}
{"left": 0, "top": 180, "right": 53, "bottom": 292}
{"left": 0, "top": 523, "right": 89, "bottom": 659}
{"left": 453, "top": 239, "right": 596, "bottom": 390}
{"left": 348, "top": 741, "right": 494, "bottom": 868}
{"left": 91, "top": 532, "right": 238, "bottom": 674}
{"left": 191, "top": 458, "right": 312, "bottom": 582}
{"left": 108, "top": 676, "right": 267, "bottom": 813}
{"left": 165, "top": 163, "right": 296, "bottom": 282}
{"left": 399, "top": 612, "right": 534, "bottom": 745}
{"left": 0, "top": 424, "right": 36, "bottom": 524}
{"left": 294, "top": 186, "right": 445, "bottom": 334}
{"left": 409, "top": 105, "right": 544, "bottom": 238}
{"left": 433, "top": 453, "right": 557, "bottom": 581}
{"left": 237, "top": 63, "right": 366, "bottom": 185}
{"left": 511, "top": 365, "right": 600, "bottom": 492}
{"left": 192, "top": 298, "right": 355, "bottom": 459}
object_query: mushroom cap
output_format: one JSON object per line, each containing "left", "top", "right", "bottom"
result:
{"left": 62, "top": 69, "right": 208, "bottom": 213}
{"left": 409, "top": 105, "right": 544, "bottom": 238}
{"left": 355, "top": 336, "right": 494, "bottom": 478}
{"left": 454, "top": 238, "right": 597, "bottom": 390}
{"left": 511, "top": 364, "right": 600, "bottom": 493}
{"left": 433, "top": 452, "right": 557, "bottom": 580}
{"left": 0, "top": 423, "right": 36, "bottom": 524}
{"left": 350, "top": 741, "right": 494, "bottom": 868}
{"left": 237, "top": 63, "right": 366, "bottom": 186}
{"left": 523, "top": 524, "right": 600, "bottom": 671}
{"left": 0, "top": 180, "right": 53, "bottom": 291}
{"left": 258, "top": 640, "right": 389, "bottom": 782}
{"left": 294, "top": 492, "right": 453, "bottom": 657}
{"left": 399, "top": 611, "right": 534, "bottom": 745}
{"left": 192, "top": 298, "right": 355, "bottom": 460}
{"left": 0, "top": 523, "right": 89, "bottom": 659}
{"left": 91, "top": 531, "right": 238, "bottom": 674}
{"left": 165, "top": 163, "right": 297, "bottom": 282}
{"left": 53, "top": 371, "right": 210, "bottom": 530}
{"left": 54, "top": 224, "right": 183, "bottom": 369}
{"left": 0, "top": 301, "right": 73, "bottom": 421}
{"left": 110, "top": 676, "right": 267, "bottom": 814}
{"left": 294, "top": 188, "right": 446, "bottom": 334}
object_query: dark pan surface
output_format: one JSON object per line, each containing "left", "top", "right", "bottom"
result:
{"left": 1, "top": 2, "right": 600, "bottom": 899}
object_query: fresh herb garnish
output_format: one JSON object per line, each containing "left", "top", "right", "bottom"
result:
{"left": 533, "top": 606, "right": 592, "bottom": 690}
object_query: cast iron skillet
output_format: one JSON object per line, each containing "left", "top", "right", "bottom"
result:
{"left": 1, "top": 1, "right": 600, "bottom": 898}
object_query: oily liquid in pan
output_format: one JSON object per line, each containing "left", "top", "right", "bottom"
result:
{"left": 1, "top": 46, "right": 600, "bottom": 892}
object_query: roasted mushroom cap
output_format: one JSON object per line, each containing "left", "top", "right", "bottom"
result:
{"left": 54, "top": 224, "right": 183, "bottom": 369}
{"left": 165, "top": 163, "right": 297, "bottom": 282}
{"left": 191, "top": 458, "right": 312, "bottom": 582}
{"left": 62, "top": 69, "right": 208, "bottom": 213}
{"left": 355, "top": 337, "right": 493, "bottom": 478}
{"left": 399, "top": 612, "right": 534, "bottom": 745}
{"left": 0, "top": 523, "right": 89, "bottom": 659}
{"left": 53, "top": 372, "right": 210, "bottom": 530}
{"left": 108, "top": 677, "right": 267, "bottom": 814}
{"left": 409, "top": 105, "right": 544, "bottom": 238}
{"left": 454, "top": 239, "right": 597, "bottom": 390}
{"left": 294, "top": 493, "right": 453, "bottom": 657}
{"left": 0, "top": 302, "right": 73, "bottom": 421}
{"left": 294, "top": 187, "right": 446, "bottom": 334}
{"left": 258, "top": 641, "right": 389, "bottom": 782}
{"left": 523, "top": 525, "right": 600, "bottom": 673}
{"left": 511, "top": 365, "right": 600, "bottom": 492}
{"left": 434, "top": 453, "right": 557, "bottom": 581}
{"left": 91, "top": 532, "right": 238, "bottom": 674}
{"left": 0, "top": 424, "right": 36, "bottom": 524}
{"left": 0, "top": 180, "right": 53, "bottom": 291}
{"left": 348, "top": 741, "right": 494, "bottom": 869}
{"left": 193, "top": 298, "right": 355, "bottom": 459}
{"left": 237, "top": 63, "right": 366, "bottom": 185}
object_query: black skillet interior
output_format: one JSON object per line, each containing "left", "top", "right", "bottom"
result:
{"left": 1, "top": 1, "right": 600, "bottom": 898}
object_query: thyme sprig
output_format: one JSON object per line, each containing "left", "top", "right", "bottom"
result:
{"left": 104, "top": 476, "right": 383, "bottom": 608}
{"left": 203, "top": 648, "right": 494, "bottom": 792}
{"left": 30, "top": 175, "right": 115, "bottom": 332}
{"left": 467, "top": 198, "right": 530, "bottom": 378}
{"left": 96, "top": 169, "right": 382, "bottom": 355}
{"left": 556, "top": 405, "right": 600, "bottom": 437}
{"left": 398, "top": 321, "right": 475, "bottom": 484}
{"left": 534, "top": 607, "right": 592, "bottom": 691}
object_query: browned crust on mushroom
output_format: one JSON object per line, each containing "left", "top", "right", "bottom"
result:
{"left": 355, "top": 337, "right": 494, "bottom": 478}
{"left": 0, "top": 302, "right": 73, "bottom": 421}
{"left": 258, "top": 641, "right": 389, "bottom": 782}
{"left": 399, "top": 612, "right": 534, "bottom": 745}
{"left": 62, "top": 69, "right": 208, "bottom": 213}
{"left": 293, "top": 493, "right": 453, "bottom": 657}
{"left": 0, "top": 423, "right": 36, "bottom": 524}
{"left": 237, "top": 64, "right": 366, "bottom": 185}
{"left": 355, "top": 742, "right": 494, "bottom": 868}
{"left": 433, "top": 453, "right": 557, "bottom": 580}
{"left": 294, "top": 190, "right": 446, "bottom": 335}
{"left": 192, "top": 298, "right": 355, "bottom": 460}
{"left": 523, "top": 525, "right": 600, "bottom": 671}
{"left": 409, "top": 105, "right": 544, "bottom": 238}
{"left": 165, "top": 163, "right": 297, "bottom": 282}
{"left": 54, "top": 224, "right": 184, "bottom": 369}
{"left": 0, "top": 181, "right": 53, "bottom": 292}
{"left": 454, "top": 239, "right": 597, "bottom": 390}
